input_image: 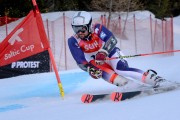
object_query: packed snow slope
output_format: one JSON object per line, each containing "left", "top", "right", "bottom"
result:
{"left": 0, "top": 12, "right": 180, "bottom": 120}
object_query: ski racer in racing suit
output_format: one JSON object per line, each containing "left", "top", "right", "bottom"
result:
{"left": 68, "top": 11, "right": 165, "bottom": 88}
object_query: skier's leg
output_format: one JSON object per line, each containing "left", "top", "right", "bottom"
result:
{"left": 107, "top": 48, "right": 144, "bottom": 80}
{"left": 107, "top": 48, "right": 165, "bottom": 87}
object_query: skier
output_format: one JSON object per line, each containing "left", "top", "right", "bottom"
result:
{"left": 68, "top": 11, "right": 165, "bottom": 88}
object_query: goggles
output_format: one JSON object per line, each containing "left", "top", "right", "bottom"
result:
{"left": 72, "top": 25, "right": 88, "bottom": 34}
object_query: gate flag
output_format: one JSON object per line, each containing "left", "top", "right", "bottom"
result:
{"left": 0, "top": 0, "right": 64, "bottom": 98}
{"left": 0, "top": 10, "right": 50, "bottom": 67}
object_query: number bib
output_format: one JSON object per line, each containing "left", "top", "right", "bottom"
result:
{"left": 79, "top": 33, "right": 102, "bottom": 53}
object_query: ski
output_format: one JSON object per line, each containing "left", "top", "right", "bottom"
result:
{"left": 81, "top": 91, "right": 141, "bottom": 103}
{"left": 111, "top": 91, "right": 141, "bottom": 102}
{"left": 81, "top": 83, "right": 180, "bottom": 103}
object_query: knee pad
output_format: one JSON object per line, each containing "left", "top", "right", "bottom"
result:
{"left": 116, "top": 59, "right": 129, "bottom": 70}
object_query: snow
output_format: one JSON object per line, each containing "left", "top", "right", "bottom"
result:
{"left": 0, "top": 11, "right": 180, "bottom": 120}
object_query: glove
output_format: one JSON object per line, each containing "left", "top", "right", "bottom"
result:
{"left": 95, "top": 50, "right": 108, "bottom": 65}
{"left": 87, "top": 65, "right": 102, "bottom": 79}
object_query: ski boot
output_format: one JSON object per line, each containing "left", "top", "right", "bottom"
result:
{"left": 142, "top": 69, "right": 165, "bottom": 88}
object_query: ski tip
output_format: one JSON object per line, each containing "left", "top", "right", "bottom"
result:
{"left": 81, "top": 94, "right": 93, "bottom": 103}
{"left": 110, "top": 92, "right": 122, "bottom": 102}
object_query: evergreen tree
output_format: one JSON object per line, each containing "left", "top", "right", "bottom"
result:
{"left": 0, "top": 0, "right": 180, "bottom": 18}
{"left": 143, "top": 0, "right": 169, "bottom": 18}
{"left": 0, "top": 0, "right": 46, "bottom": 17}
{"left": 169, "top": 0, "right": 180, "bottom": 17}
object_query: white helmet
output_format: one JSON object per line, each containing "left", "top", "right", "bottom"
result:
{"left": 71, "top": 11, "right": 92, "bottom": 33}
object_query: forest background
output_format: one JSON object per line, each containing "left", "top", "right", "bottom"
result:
{"left": 0, "top": 0, "right": 180, "bottom": 19}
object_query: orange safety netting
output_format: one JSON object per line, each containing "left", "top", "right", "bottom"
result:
{"left": 0, "top": 12, "right": 173, "bottom": 70}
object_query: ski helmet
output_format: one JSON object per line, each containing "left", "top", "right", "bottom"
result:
{"left": 71, "top": 11, "right": 92, "bottom": 33}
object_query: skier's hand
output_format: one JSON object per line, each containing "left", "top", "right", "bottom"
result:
{"left": 87, "top": 65, "right": 102, "bottom": 79}
{"left": 95, "top": 50, "right": 108, "bottom": 65}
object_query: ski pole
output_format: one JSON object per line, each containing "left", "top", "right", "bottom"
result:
{"left": 106, "top": 49, "right": 180, "bottom": 60}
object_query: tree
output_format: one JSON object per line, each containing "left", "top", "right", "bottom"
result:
{"left": 0, "top": 0, "right": 46, "bottom": 17}
{"left": 90, "top": 0, "right": 144, "bottom": 12}
{"left": 169, "top": 0, "right": 180, "bottom": 17}
{"left": 0, "top": 0, "right": 179, "bottom": 18}
{"left": 144, "top": 0, "right": 170, "bottom": 18}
